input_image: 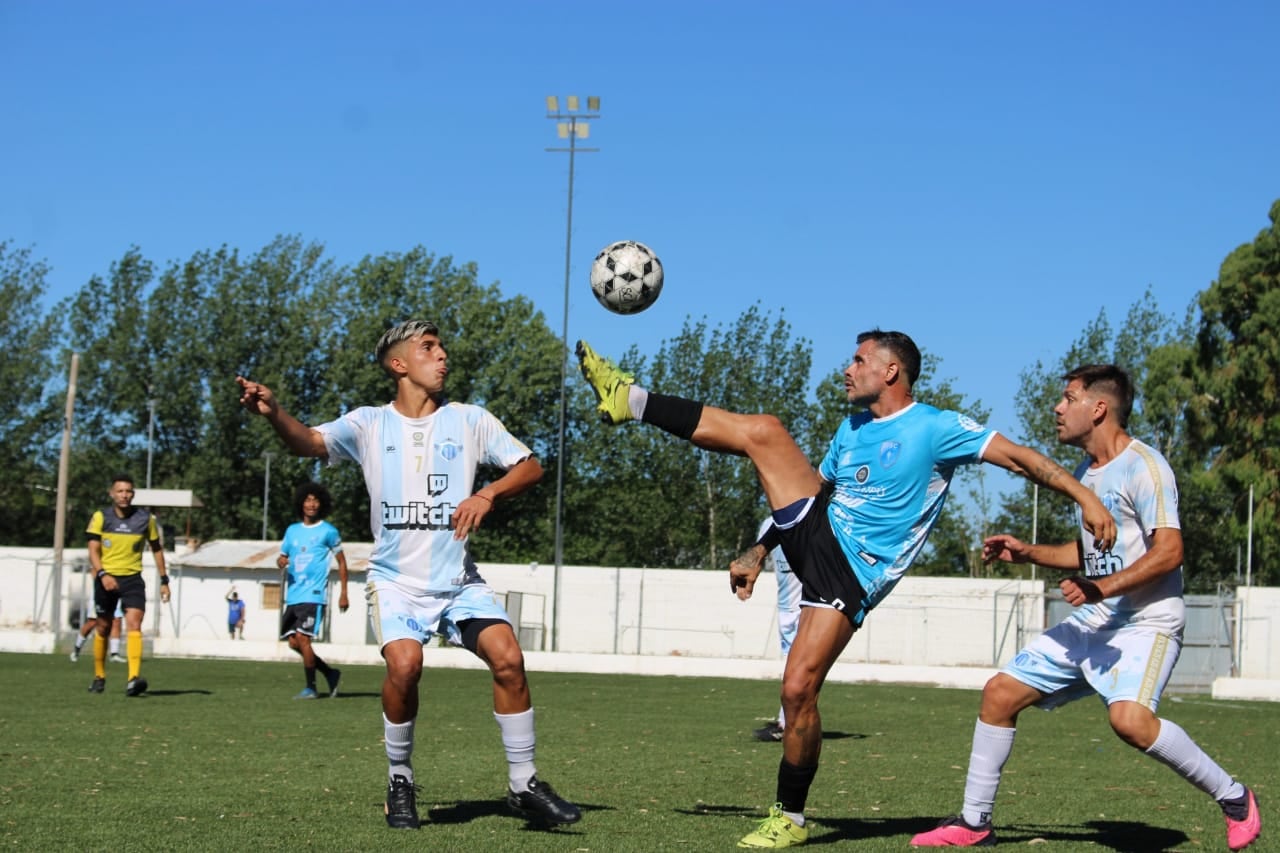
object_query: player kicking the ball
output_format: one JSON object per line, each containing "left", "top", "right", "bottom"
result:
{"left": 912, "top": 365, "right": 1260, "bottom": 851}
{"left": 578, "top": 332, "right": 1115, "bottom": 848}
{"left": 239, "top": 320, "right": 580, "bottom": 832}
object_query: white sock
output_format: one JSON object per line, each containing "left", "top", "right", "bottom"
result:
{"left": 109, "top": 638, "right": 120, "bottom": 655}
{"left": 628, "top": 386, "right": 649, "bottom": 421}
{"left": 777, "top": 706, "right": 786, "bottom": 729}
{"left": 1146, "top": 718, "right": 1241, "bottom": 801}
{"left": 962, "top": 720, "right": 1016, "bottom": 827}
{"left": 74, "top": 634, "right": 87, "bottom": 651}
{"left": 495, "top": 709, "right": 537, "bottom": 791}
{"left": 384, "top": 714, "right": 415, "bottom": 781}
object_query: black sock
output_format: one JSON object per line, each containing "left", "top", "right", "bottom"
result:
{"left": 776, "top": 759, "right": 818, "bottom": 814}
{"left": 641, "top": 393, "right": 704, "bottom": 439}
{"left": 305, "top": 666, "right": 317, "bottom": 689}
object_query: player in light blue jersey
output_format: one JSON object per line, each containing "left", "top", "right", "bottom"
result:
{"left": 238, "top": 319, "right": 579, "bottom": 833}
{"left": 276, "top": 481, "right": 348, "bottom": 700}
{"left": 914, "top": 365, "right": 1260, "bottom": 851}
{"left": 579, "top": 330, "right": 1115, "bottom": 849}
{"left": 753, "top": 516, "right": 801, "bottom": 743}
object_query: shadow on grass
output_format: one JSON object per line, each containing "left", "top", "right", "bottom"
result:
{"left": 745, "top": 730, "right": 867, "bottom": 744}
{"left": 807, "top": 816, "right": 1188, "bottom": 850}
{"left": 677, "top": 810, "right": 1189, "bottom": 850}
{"left": 140, "top": 689, "right": 213, "bottom": 696}
{"left": 424, "top": 799, "right": 606, "bottom": 832}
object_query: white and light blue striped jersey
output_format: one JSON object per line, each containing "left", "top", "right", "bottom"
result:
{"left": 1070, "top": 438, "right": 1184, "bottom": 633}
{"left": 316, "top": 402, "right": 533, "bottom": 594}
{"left": 819, "top": 402, "right": 994, "bottom": 610}
{"left": 280, "top": 520, "right": 343, "bottom": 605}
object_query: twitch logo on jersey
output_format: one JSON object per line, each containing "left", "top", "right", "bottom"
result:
{"left": 380, "top": 474, "right": 455, "bottom": 531}
{"left": 382, "top": 500, "right": 457, "bottom": 531}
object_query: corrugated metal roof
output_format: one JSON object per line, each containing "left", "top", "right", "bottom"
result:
{"left": 171, "top": 539, "right": 374, "bottom": 571}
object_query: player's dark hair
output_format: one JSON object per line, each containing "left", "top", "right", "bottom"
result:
{"left": 856, "top": 329, "right": 922, "bottom": 388}
{"left": 110, "top": 473, "right": 135, "bottom": 488}
{"left": 1063, "top": 364, "right": 1134, "bottom": 428}
{"left": 293, "top": 481, "right": 333, "bottom": 520}
{"left": 375, "top": 319, "right": 441, "bottom": 375}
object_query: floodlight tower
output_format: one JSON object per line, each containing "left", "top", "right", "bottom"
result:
{"left": 545, "top": 95, "right": 600, "bottom": 652}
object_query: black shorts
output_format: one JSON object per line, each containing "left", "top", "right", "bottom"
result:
{"left": 280, "top": 603, "right": 324, "bottom": 639}
{"left": 775, "top": 491, "right": 869, "bottom": 629}
{"left": 95, "top": 573, "right": 146, "bottom": 617}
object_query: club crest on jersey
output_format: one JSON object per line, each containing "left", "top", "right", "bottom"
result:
{"left": 855, "top": 465, "right": 870, "bottom": 484}
{"left": 879, "top": 441, "right": 901, "bottom": 468}
{"left": 437, "top": 439, "right": 461, "bottom": 461}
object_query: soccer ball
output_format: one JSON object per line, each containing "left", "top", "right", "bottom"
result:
{"left": 589, "top": 240, "right": 664, "bottom": 315}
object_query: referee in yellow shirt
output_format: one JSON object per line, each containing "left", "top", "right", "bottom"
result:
{"left": 85, "top": 474, "right": 169, "bottom": 696}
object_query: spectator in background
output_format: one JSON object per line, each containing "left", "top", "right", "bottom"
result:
{"left": 226, "top": 588, "right": 246, "bottom": 639}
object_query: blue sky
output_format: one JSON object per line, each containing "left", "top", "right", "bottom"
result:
{"left": 4, "top": 1, "right": 1277, "bottom": 483}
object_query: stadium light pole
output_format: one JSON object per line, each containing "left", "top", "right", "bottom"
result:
{"left": 261, "top": 451, "right": 275, "bottom": 541}
{"left": 145, "top": 393, "right": 157, "bottom": 489}
{"left": 545, "top": 94, "right": 600, "bottom": 652}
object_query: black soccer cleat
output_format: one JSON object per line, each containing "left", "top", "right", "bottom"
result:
{"left": 125, "top": 677, "right": 148, "bottom": 697}
{"left": 88, "top": 677, "right": 105, "bottom": 693}
{"left": 384, "top": 774, "right": 421, "bottom": 829}
{"left": 753, "top": 721, "right": 785, "bottom": 742}
{"left": 506, "top": 775, "right": 581, "bottom": 826}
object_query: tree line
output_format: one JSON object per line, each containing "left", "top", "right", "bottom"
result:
{"left": 3, "top": 199, "right": 1277, "bottom": 590}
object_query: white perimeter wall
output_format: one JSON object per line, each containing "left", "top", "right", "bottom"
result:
{"left": 3, "top": 545, "right": 1277, "bottom": 702}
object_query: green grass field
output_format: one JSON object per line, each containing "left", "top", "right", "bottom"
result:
{"left": 1, "top": 652, "right": 1273, "bottom": 851}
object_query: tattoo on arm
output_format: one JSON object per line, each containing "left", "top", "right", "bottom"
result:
{"left": 1032, "top": 460, "right": 1064, "bottom": 487}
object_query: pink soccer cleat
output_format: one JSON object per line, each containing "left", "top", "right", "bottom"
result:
{"left": 910, "top": 816, "right": 996, "bottom": 847}
{"left": 1223, "top": 786, "right": 1261, "bottom": 851}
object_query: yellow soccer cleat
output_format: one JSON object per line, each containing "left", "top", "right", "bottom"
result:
{"left": 575, "top": 340, "right": 634, "bottom": 425}
{"left": 738, "top": 804, "right": 808, "bottom": 848}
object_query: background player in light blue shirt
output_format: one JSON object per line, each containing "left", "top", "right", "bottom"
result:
{"left": 276, "top": 481, "right": 348, "bottom": 699}
{"left": 913, "top": 364, "right": 1260, "bottom": 851}
{"left": 238, "top": 320, "right": 579, "bottom": 832}
{"left": 578, "top": 329, "right": 1115, "bottom": 848}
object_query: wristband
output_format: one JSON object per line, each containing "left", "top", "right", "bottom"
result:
{"left": 160, "top": 575, "right": 170, "bottom": 586}
{"left": 95, "top": 569, "right": 106, "bottom": 580}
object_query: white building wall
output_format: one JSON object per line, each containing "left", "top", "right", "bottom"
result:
{"left": 0, "top": 545, "right": 1273, "bottom": 703}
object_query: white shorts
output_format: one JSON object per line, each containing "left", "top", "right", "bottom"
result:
{"left": 1003, "top": 619, "right": 1181, "bottom": 713}
{"left": 366, "top": 578, "right": 511, "bottom": 649}
{"left": 776, "top": 567, "right": 802, "bottom": 657}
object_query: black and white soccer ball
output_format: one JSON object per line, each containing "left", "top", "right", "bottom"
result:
{"left": 589, "top": 240, "right": 664, "bottom": 315}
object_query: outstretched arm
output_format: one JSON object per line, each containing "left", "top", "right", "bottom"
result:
{"left": 236, "top": 376, "right": 328, "bottom": 458}
{"left": 981, "top": 434, "right": 1116, "bottom": 552}
{"left": 982, "top": 533, "right": 1080, "bottom": 570}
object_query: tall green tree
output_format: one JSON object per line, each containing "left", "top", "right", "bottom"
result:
{"left": 0, "top": 243, "right": 62, "bottom": 545}
{"left": 1186, "top": 199, "right": 1280, "bottom": 587}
